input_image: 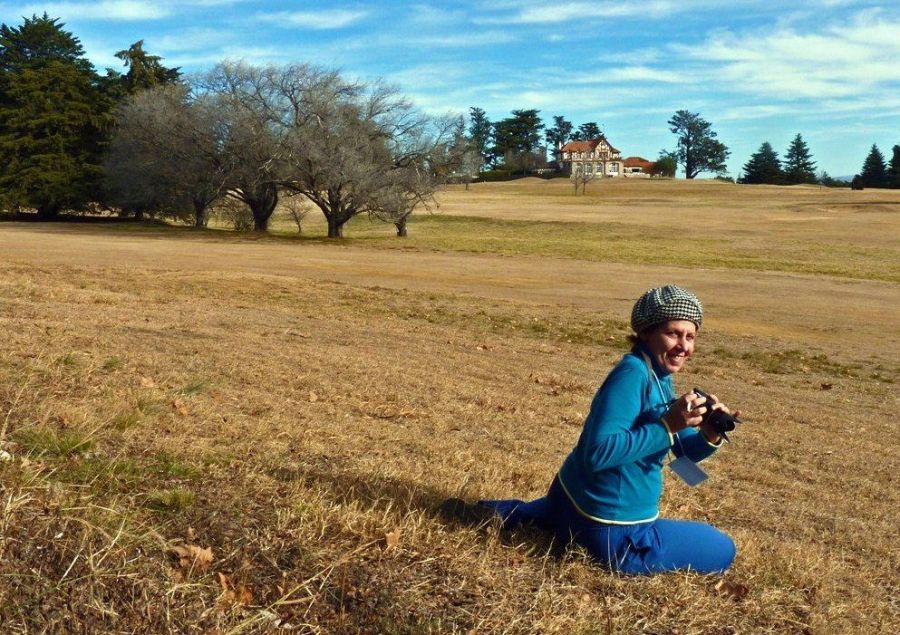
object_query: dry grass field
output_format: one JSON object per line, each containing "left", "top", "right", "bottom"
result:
{"left": 0, "top": 178, "right": 898, "bottom": 634}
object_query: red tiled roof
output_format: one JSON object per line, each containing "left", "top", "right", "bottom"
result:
{"left": 623, "top": 156, "right": 654, "bottom": 169}
{"left": 560, "top": 135, "right": 620, "bottom": 154}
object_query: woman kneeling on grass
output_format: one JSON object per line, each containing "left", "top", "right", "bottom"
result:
{"left": 465, "top": 285, "right": 741, "bottom": 575}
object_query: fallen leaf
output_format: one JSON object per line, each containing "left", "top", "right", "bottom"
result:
{"left": 171, "top": 399, "right": 188, "bottom": 416}
{"left": 217, "top": 572, "right": 254, "bottom": 608}
{"left": 383, "top": 529, "right": 401, "bottom": 550}
{"left": 169, "top": 543, "right": 214, "bottom": 572}
{"left": 713, "top": 578, "right": 750, "bottom": 601}
{"left": 140, "top": 376, "right": 156, "bottom": 388}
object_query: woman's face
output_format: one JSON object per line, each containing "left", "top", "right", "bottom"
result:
{"left": 640, "top": 320, "right": 697, "bottom": 374}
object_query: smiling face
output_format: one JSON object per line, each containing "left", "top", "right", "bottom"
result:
{"left": 639, "top": 320, "right": 697, "bottom": 374}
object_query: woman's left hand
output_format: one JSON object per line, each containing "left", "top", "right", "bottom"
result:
{"left": 699, "top": 394, "right": 742, "bottom": 444}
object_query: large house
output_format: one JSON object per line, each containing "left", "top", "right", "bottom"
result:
{"left": 559, "top": 136, "right": 624, "bottom": 177}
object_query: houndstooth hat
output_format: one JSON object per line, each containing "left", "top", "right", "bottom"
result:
{"left": 630, "top": 285, "right": 703, "bottom": 333}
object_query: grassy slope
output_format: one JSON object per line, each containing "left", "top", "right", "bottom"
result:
{"left": 1, "top": 179, "right": 899, "bottom": 634}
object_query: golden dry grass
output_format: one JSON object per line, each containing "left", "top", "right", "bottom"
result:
{"left": 0, "top": 178, "right": 898, "bottom": 633}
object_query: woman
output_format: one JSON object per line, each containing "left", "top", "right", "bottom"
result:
{"left": 479, "top": 285, "right": 740, "bottom": 575}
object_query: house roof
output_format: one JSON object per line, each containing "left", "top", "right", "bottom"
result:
{"left": 560, "top": 136, "right": 620, "bottom": 154}
{"left": 623, "top": 156, "right": 654, "bottom": 169}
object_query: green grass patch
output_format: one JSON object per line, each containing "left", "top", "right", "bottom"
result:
{"left": 322, "top": 215, "right": 900, "bottom": 282}
{"left": 101, "top": 356, "right": 124, "bottom": 372}
{"left": 136, "top": 395, "right": 164, "bottom": 416}
{"left": 55, "top": 457, "right": 143, "bottom": 484}
{"left": 151, "top": 452, "right": 200, "bottom": 479}
{"left": 712, "top": 347, "right": 866, "bottom": 377}
{"left": 112, "top": 408, "right": 143, "bottom": 431}
{"left": 177, "top": 378, "right": 210, "bottom": 396}
{"left": 14, "top": 427, "right": 95, "bottom": 458}
{"left": 146, "top": 488, "right": 194, "bottom": 513}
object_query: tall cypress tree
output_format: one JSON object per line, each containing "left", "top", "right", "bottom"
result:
{"left": 860, "top": 144, "right": 887, "bottom": 188}
{"left": 0, "top": 14, "right": 110, "bottom": 217}
{"left": 467, "top": 107, "right": 492, "bottom": 170}
{"left": 887, "top": 144, "right": 900, "bottom": 189}
{"left": 739, "top": 141, "right": 782, "bottom": 184}
{"left": 783, "top": 133, "right": 817, "bottom": 184}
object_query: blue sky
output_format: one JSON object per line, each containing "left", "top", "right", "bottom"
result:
{"left": 2, "top": 1, "right": 898, "bottom": 177}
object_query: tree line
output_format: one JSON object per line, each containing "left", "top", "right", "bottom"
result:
{"left": 2, "top": 14, "right": 893, "bottom": 236}
{"left": 739, "top": 135, "right": 900, "bottom": 188}
{"left": 0, "top": 14, "right": 464, "bottom": 237}
{"left": 463, "top": 107, "right": 728, "bottom": 180}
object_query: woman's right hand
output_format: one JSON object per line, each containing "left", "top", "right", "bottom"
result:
{"left": 662, "top": 391, "right": 707, "bottom": 433}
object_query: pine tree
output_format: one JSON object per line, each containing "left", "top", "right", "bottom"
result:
{"left": 0, "top": 14, "right": 110, "bottom": 217}
{"left": 467, "top": 107, "right": 492, "bottom": 170}
{"left": 577, "top": 121, "right": 602, "bottom": 140}
{"left": 739, "top": 142, "right": 782, "bottom": 184}
{"left": 545, "top": 115, "right": 573, "bottom": 166}
{"left": 114, "top": 40, "right": 181, "bottom": 94}
{"left": 887, "top": 144, "right": 900, "bottom": 189}
{"left": 783, "top": 133, "right": 817, "bottom": 184}
{"left": 860, "top": 144, "right": 887, "bottom": 188}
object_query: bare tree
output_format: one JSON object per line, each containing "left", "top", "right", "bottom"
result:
{"left": 276, "top": 78, "right": 447, "bottom": 238}
{"left": 105, "top": 84, "right": 228, "bottom": 226}
{"left": 283, "top": 193, "right": 310, "bottom": 234}
{"left": 572, "top": 167, "right": 597, "bottom": 195}
{"left": 194, "top": 63, "right": 286, "bottom": 232}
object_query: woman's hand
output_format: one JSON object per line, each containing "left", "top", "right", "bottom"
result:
{"left": 698, "top": 394, "right": 743, "bottom": 444}
{"left": 662, "top": 391, "right": 708, "bottom": 433}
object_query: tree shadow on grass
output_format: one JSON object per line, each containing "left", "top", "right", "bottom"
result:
{"left": 0, "top": 213, "right": 395, "bottom": 247}
{"left": 268, "top": 458, "right": 560, "bottom": 558}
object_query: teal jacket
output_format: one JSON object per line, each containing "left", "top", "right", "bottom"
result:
{"left": 557, "top": 343, "right": 720, "bottom": 524}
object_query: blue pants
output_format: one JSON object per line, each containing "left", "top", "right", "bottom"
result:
{"left": 481, "top": 478, "right": 735, "bottom": 575}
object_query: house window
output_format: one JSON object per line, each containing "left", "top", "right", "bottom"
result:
{"left": 609, "top": 163, "right": 619, "bottom": 173}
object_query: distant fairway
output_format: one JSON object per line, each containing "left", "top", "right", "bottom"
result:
{"left": 1, "top": 178, "right": 898, "bottom": 633}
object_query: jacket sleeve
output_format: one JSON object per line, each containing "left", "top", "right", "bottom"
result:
{"left": 580, "top": 363, "right": 673, "bottom": 474}
{"left": 673, "top": 428, "right": 722, "bottom": 462}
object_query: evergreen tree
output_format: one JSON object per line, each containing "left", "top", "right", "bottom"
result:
{"left": 782, "top": 133, "right": 817, "bottom": 184}
{"left": 860, "top": 144, "right": 887, "bottom": 188}
{"left": 887, "top": 144, "right": 900, "bottom": 189}
{"left": 545, "top": 115, "right": 573, "bottom": 165}
{"left": 577, "top": 121, "right": 602, "bottom": 139}
{"left": 739, "top": 142, "right": 782, "bottom": 184}
{"left": 0, "top": 14, "right": 110, "bottom": 217}
{"left": 668, "top": 110, "right": 729, "bottom": 178}
{"left": 467, "top": 106, "right": 492, "bottom": 170}
{"left": 492, "top": 109, "right": 544, "bottom": 175}
{"left": 114, "top": 40, "right": 181, "bottom": 94}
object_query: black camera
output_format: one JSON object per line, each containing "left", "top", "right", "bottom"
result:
{"left": 692, "top": 388, "right": 740, "bottom": 442}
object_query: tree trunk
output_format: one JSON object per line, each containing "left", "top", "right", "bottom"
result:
{"left": 250, "top": 193, "right": 277, "bottom": 232}
{"left": 193, "top": 199, "right": 208, "bottom": 228}
{"left": 326, "top": 216, "right": 345, "bottom": 238}
{"left": 134, "top": 209, "right": 144, "bottom": 221}
{"left": 395, "top": 219, "right": 408, "bottom": 237}
{"left": 36, "top": 204, "right": 60, "bottom": 220}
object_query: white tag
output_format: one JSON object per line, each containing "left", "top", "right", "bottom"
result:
{"left": 669, "top": 456, "right": 708, "bottom": 487}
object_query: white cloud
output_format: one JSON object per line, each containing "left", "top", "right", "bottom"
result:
{"left": 11, "top": 1, "right": 170, "bottom": 20}
{"left": 408, "top": 30, "right": 517, "bottom": 48}
{"left": 256, "top": 9, "right": 369, "bottom": 30}
{"left": 474, "top": 0, "right": 700, "bottom": 25}
{"left": 674, "top": 12, "right": 900, "bottom": 100}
